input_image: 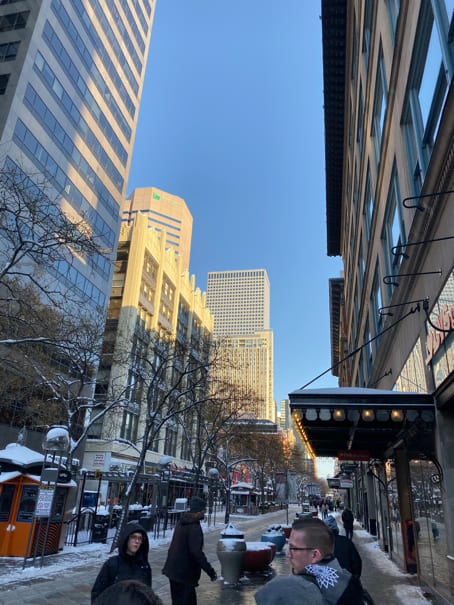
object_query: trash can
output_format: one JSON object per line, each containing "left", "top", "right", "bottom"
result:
{"left": 92, "top": 517, "right": 109, "bottom": 543}
{"left": 140, "top": 511, "right": 154, "bottom": 531}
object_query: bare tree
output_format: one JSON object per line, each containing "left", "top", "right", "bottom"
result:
{"left": 0, "top": 159, "right": 107, "bottom": 308}
{"left": 108, "top": 333, "right": 219, "bottom": 551}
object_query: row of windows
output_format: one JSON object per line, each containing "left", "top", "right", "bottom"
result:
{"left": 34, "top": 52, "right": 127, "bottom": 167}
{"left": 0, "top": 9, "right": 28, "bottom": 31}
{"left": 128, "top": 0, "right": 150, "bottom": 37}
{"left": 12, "top": 121, "right": 116, "bottom": 252}
{"left": 25, "top": 83, "right": 123, "bottom": 194}
{"left": 15, "top": 112, "right": 119, "bottom": 229}
{"left": 43, "top": 20, "right": 132, "bottom": 142}
{"left": 109, "top": 1, "right": 145, "bottom": 56}
{"left": 72, "top": 0, "right": 141, "bottom": 87}
{"left": 4, "top": 157, "right": 110, "bottom": 306}
{"left": 345, "top": 1, "right": 454, "bottom": 370}
{"left": 0, "top": 40, "right": 19, "bottom": 62}
{"left": 56, "top": 259, "right": 106, "bottom": 309}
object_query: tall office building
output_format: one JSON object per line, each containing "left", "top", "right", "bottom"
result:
{"left": 207, "top": 269, "right": 270, "bottom": 335}
{"left": 0, "top": 0, "right": 156, "bottom": 311}
{"left": 206, "top": 269, "right": 274, "bottom": 421}
{"left": 122, "top": 186, "right": 193, "bottom": 272}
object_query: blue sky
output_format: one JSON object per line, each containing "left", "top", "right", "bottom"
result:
{"left": 128, "top": 1, "right": 343, "bottom": 409}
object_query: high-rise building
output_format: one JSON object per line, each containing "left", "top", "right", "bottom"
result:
{"left": 0, "top": 0, "right": 156, "bottom": 310}
{"left": 206, "top": 269, "right": 274, "bottom": 421}
{"left": 122, "top": 186, "right": 193, "bottom": 272}
{"left": 84, "top": 212, "right": 213, "bottom": 481}
{"left": 207, "top": 269, "right": 270, "bottom": 336}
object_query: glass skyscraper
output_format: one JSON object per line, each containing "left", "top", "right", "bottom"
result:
{"left": 0, "top": 0, "right": 156, "bottom": 311}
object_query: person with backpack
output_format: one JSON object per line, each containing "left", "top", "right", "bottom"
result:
{"left": 91, "top": 521, "right": 152, "bottom": 603}
{"left": 254, "top": 517, "right": 366, "bottom": 605}
{"left": 324, "top": 515, "right": 362, "bottom": 577}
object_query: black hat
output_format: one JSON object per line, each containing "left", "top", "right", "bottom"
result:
{"left": 189, "top": 497, "right": 206, "bottom": 512}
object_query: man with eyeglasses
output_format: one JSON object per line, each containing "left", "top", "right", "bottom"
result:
{"left": 254, "top": 517, "right": 366, "bottom": 605}
{"left": 92, "top": 521, "right": 152, "bottom": 603}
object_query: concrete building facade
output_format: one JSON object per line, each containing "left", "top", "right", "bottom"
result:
{"left": 314, "top": 1, "right": 453, "bottom": 602}
{"left": 206, "top": 269, "right": 275, "bottom": 422}
{"left": 84, "top": 212, "right": 213, "bottom": 484}
{"left": 0, "top": 0, "right": 155, "bottom": 310}
{"left": 122, "top": 186, "right": 193, "bottom": 272}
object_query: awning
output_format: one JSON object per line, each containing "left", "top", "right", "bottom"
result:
{"left": 289, "top": 387, "right": 435, "bottom": 460}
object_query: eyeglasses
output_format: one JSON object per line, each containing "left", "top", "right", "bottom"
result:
{"left": 288, "top": 546, "right": 315, "bottom": 551}
{"left": 129, "top": 535, "right": 143, "bottom": 542}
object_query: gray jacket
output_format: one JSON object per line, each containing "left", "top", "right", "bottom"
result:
{"left": 254, "top": 557, "right": 352, "bottom": 605}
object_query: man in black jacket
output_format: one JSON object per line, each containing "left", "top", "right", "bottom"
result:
{"left": 341, "top": 506, "right": 355, "bottom": 540}
{"left": 91, "top": 521, "right": 152, "bottom": 603}
{"left": 162, "top": 496, "right": 217, "bottom": 605}
{"left": 324, "top": 515, "right": 362, "bottom": 577}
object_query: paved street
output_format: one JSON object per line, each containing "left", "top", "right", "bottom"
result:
{"left": 0, "top": 506, "right": 430, "bottom": 604}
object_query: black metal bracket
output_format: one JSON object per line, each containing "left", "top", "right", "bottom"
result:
{"left": 392, "top": 235, "right": 454, "bottom": 259}
{"left": 383, "top": 270, "right": 442, "bottom": 287}
{"left": 402, "top": 188, "right": 454, "bottom": 211}
{"left": 379, "top": 299, "right": 425, "bottom": 317}
{"left": 423, "top": 298, "right": 454, "bottom": 334}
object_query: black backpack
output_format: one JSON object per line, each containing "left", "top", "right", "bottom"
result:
{"left": 337, "top": 575, "right": 374, "bottom": 605}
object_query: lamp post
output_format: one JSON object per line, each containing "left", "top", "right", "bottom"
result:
{"left": 158, "top": 455, "right": 172, "bottom": 537}
{"left": 207, "top": 468, "right": 219, "bottom": 527}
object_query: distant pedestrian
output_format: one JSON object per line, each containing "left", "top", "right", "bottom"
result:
{"left": 93, "top": 579, "right": 163, "bottom": 605}
{"left": 162, "top": 496, "right": 217, "bottom": 605}
{"left": 254, "top": 517, "right": 365, "bottom": 604}
{"left": 91, "top": 521, "right": 152, "bottom": 603}
{"left": 324, "top": 515, "right": 362, "bottom": 577}
{"left": 341, "top": 506, "right": 354, "bottom": 540}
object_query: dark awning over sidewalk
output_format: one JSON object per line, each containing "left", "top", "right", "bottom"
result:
{"left": 289, "top": 387, "right": 435, "bottom": 460}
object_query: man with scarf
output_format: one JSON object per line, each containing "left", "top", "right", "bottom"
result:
{"left": 254, "top": 517, "right": 365, "bottom": 605}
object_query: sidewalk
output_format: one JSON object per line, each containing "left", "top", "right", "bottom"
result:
{"left": 0, "top": 507, "right": 433, "bottom": 604}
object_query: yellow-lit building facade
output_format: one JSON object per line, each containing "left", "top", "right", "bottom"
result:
{"left": 84, "top": 212, "right": 213, "bottom": 474}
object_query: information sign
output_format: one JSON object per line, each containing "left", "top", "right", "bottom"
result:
{"left": 35, "top": 487, "right": 55, "bottom": 517}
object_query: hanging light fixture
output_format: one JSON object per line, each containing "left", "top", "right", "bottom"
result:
{"left": 361, "top": 409, "right": 375, "bottom": 422}
{"left": 390, "top": 409, "right": 404, "bottom": 422}
{"left": 333, "top": 409, "right": 345, "bottom": 421}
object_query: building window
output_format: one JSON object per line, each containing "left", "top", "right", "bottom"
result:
{"left": 371, "top": 264, "right": 383, "bottom": 342}
{"left": 401, "top": 0, "right": 453, "bottom": 194}
{"left": 0, "top": 73, "right": 9, "bottom": 94}
{"left": 381, "top": 165, "right": 405, "bottom": 300}
{"left": 357, "top": 81, "right": 364, "bottom": 155}
{"left": 386, "top": 0, "right": 401, "bottom": 41}
{"left": 371, "top": 44, "right": 388, "bottom": 167}
{"left": 363, "top": 163, "right": 374, "bottom": 240}
{"left": 362, "top": 0, "right": 373, "bottom": 71}
{"left": 0, "top": 10, "right": 29, "bottom": 31}
{"left": 0, "top": 40, "right": 19, "bottom": 62}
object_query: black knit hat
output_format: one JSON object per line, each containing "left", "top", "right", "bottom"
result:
{"left": 189, "top": 496, "right": 206, "bottom": 512}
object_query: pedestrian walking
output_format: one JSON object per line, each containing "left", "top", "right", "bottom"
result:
{"left": 162, "top": 496, "right": 217, "bottom": 605}
{"left": 254, "top": 517, "right": 365, "bottom": 604}
{"left": 91, "top": 521, "right": 152, "bottom": 603}
{"left": 93, "top": 579, "right": 163, "bottom": 605}
{"left": 341, "top": 506, "right": 354, "bottom": 540}
{"left": 324, "top": 515, "right": 362, "bottom": 576}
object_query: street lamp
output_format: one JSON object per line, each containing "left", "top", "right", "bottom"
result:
{"left": 207, "top": 468, "right": 219, "bottom": 526}
{"left": 157, "top": 456, "right": 172, "bottom": 537}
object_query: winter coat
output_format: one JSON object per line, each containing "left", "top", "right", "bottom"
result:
{"left": 334, "top": 534, "right": 362, "bottom": 577}
{"left": 255, "top": 556, "right": 354, "bottom": 605}
{"left": 91, "top": 521, "right": 152, "bottom": 603}
{"left": 341, "top": 509, "right": 354, "bottom": 530}
{"left": 162, "top": 511, "right": 216, "bottom": 586}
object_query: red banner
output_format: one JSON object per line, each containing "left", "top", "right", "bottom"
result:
{"left": 337, "top": 449, "right": 370, "bottom": 461}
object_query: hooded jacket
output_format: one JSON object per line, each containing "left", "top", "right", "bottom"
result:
{"left": 162, "top": 511, "right": 216, "bottom": 586}
{"left": 255, "top": 556, "right": 362, "bottom": 605}
{"left": 91, "top": 521, "right": 152, "bottom": 603}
